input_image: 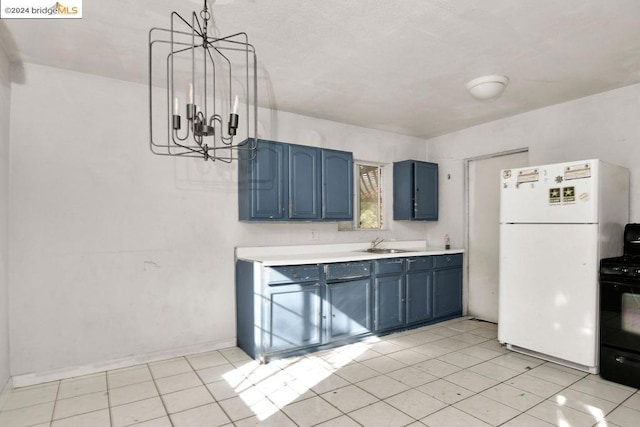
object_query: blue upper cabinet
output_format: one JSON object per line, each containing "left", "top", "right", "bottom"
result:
{"left": 322, "top": 149, "right": 353, "bottom": 220}
{"left": 414, "top": 162, "right": 438, "bottom": 220}
{"left": 239, "top": 140, "right": 353, "bottom": 221}
{"left": 239, "top": 139, "right": 286, "bottom": 220}
{"left": 393, "top": 160, "right": 438, "bottom": 221}
{"left": 289, "top": 144, "right": 321, "bottom": 219}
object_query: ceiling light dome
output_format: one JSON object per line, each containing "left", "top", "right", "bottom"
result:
{"left": 466, "top": 75, "right": 509, "bottom": 100}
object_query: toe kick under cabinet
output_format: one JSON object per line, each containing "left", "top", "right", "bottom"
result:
{"left": 236, "top": 254, "right": 462, "bottom": 362}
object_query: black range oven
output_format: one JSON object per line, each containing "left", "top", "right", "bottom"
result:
{"left": 599, "top": 224, "right": 640, "bottom": 388}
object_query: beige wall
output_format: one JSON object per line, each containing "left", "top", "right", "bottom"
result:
{"left": 427, "top": 83, "right": 640, "bottom": 246}
{"left": 8, "top": 63, "right": 429, "bottom": 378}
{"left": 0, "top": 41, "right": 11, "bottom": 390}
{"left": 426, "top": 83, "right": 640, "bottom": 317}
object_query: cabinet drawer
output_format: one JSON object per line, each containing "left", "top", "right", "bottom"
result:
{"left": 433, "top": 254, "right": 463, "bottom": 269}
{"left": 326, "top": 262, "right": 371, "bottom": 281}
{"left": 374, "top": 258, "right": 405, "bottom": 275}
{"left": 265, "top": 265, "right": 320, "bottom": 285}
{"left": 407, "top": 257, "right": 433, "bottom": 271}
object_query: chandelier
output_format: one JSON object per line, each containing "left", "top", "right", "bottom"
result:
{"left": 148, "top": 1, "right": 258, "bottom": 162}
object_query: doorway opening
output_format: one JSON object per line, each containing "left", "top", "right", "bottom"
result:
{"left": 465, "top": 149, "right": 528, "bottom": 322}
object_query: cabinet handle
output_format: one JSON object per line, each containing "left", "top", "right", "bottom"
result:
{"left": 407, "top": 259, "right": 416, "bottom": 264}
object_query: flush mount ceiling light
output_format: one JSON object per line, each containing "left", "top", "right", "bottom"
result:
{"left": 466, "top": 75, "right": 509, "bottom": 101}
{"left": 148, "top": 1, "right": 258, "bottom": 162}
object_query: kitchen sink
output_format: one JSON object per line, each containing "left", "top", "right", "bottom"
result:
{"left": 359, "top": 248, "right": 410, "bottom": 254}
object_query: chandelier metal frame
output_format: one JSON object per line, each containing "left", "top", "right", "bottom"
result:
{"left": 148, "top": 1, "right": 257, "bottom": 162}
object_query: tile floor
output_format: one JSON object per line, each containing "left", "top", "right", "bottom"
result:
{"left": 1, "top": 317, "right": 639, "bottom": 426}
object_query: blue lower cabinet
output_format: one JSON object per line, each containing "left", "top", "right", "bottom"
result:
{"left": 433, "top": 267, "right": 463, "bottom": 319}
{"left": 235, "top": 254, "right": 462, "bottom": 362}
{"left": 326, "top": 278, "right": 372, "bottom": 341}
{"left": 374, "top": 258, "right": 434, "bottom": 330}
{"left": 265, "top": 284, "right": 322, "bottom": 353}
{"left": 374, "top": 275, "right": 405, "bottom": 332}
{"left": 433, "top": 254, "right": 463, "bottom": 319}
{"left": 406, "top": 271, "right": 433, "bottom": 324}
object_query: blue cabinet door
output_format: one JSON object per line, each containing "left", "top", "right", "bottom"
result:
{"left": 433, "top": 267, "right": 463, "bottom": 319}
{"left": 289, "top": 145, "right": 320, "bottom": 219}
{"left": 374, "top": 275, "right": 405, "bottom": 331}
{"left": 392, "top": 160, "right": 413, "bottom": 220}
{"left": 326, "top": 279, "right": 372, "bottom": 341}
{"left": 406, "top": 271, "right": 433, "bottom": 324}
{"left": 414, "top": 162, "right": 438, "bottom": 220}
{"left": 242, "top": 140, "right": 286, "bottom": 220}
{"left": 393, "top": 160, "right": 438, "bottom": 221}
{"left": 265, "top": 284, "right": 322, "bottom": 353}
{"left": 322, "top": 149, "right": 353, "bottom": 220}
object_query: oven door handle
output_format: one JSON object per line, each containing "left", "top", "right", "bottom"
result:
{"left": 615, "top": 355, "right": 640, "bottom": 368}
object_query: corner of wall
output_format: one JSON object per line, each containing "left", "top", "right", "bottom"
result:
{"left": 0, "top": 376, "right": 12, "bottom": 409}
{"left": 0, "top": 39, "right": 12, "bottom": 394}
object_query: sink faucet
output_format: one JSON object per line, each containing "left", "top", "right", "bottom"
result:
{"left": 371, "top": 237, "right": 384, "bottom": 250}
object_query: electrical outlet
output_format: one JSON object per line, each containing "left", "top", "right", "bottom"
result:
{"left": 310, "top": 230, "right": 319, "bottom": 240}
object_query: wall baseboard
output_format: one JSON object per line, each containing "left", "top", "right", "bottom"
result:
{"left": 12, "top": 338, "right": 236, "bottom": 388}
{"left": 0, "top": 376, "right": 13, "bottom": 409}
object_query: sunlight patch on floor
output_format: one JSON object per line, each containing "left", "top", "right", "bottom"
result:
{"left": 222, "top": 338, "right": 380, "bottom": 420}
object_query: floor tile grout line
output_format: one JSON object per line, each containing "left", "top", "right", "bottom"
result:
{"left": 47, "top": 380, "right": 61, "bottom": 426}
{"left": 361, "top": 324, "right": 633, "bottom": 426}
{"left": 147, "top": 361, "right": 175, "bottom": 427}
{"left": 102, "top": 371, "right": 114, "bottom": 427}
{"left": 309, "top": 411, "right": 364, "bottom": 427}
{"left": 325, "top": 365, "right": 455, "bottom": 424}
{"left": 388, "top": 333, "right": 549, "bottom": 426}
{"left": 4, "top": 319, "right": 638, "bottom": 427}
{"left": 0, "top": 382, "right": 61, "bottom": 414}
{"left": 484, "top": 358, "right": 599, "bottom": 426}
{"left": 183, "top": 351, "right": 264, "bottom": 426}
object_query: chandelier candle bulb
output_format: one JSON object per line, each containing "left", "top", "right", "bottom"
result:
{"left": 173, "top": 97, "right": 179, "bottom": 115}
{"left": 188, "top": 83, "right": 194, "bottom": 104}
{"left": 232, "top": 95, "right": 239, "bottom": 115}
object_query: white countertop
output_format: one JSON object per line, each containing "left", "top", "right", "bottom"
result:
{"left": 236, "top": 241, "right": 464, "bottom": 266}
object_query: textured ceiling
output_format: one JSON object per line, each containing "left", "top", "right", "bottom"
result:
{"left": 1, "top": 0, "right": 640, "bottom": 138}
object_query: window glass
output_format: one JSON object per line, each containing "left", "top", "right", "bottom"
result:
{"left": 357, "top": 164, "right": 383, "bottom": 229}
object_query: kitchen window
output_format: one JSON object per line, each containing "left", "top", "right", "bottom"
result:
{"left": 355, "top": 162, "right": 384, "bottom": 229}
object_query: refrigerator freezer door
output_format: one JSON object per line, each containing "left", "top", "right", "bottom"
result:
{"left": 498, "top": 223, "right": 599, "bottom": 370}
{"left": 500, "top": 161, "right": 598, "bottom": 224}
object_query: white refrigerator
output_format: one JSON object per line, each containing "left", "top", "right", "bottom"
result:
{"left": 498, "top": 159, "right": 629, "bottom": 373}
